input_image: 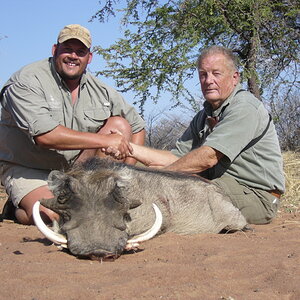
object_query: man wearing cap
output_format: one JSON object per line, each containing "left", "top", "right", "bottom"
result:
{"left": 0, "top": 24, "right": 146, "bottom": 225}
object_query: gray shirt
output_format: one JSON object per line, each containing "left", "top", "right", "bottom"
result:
{"left": 0, "top": 58, "right": 145, "bottom": 170}
{"left": 172, "top": 84, "right": 285, "bottom": 193}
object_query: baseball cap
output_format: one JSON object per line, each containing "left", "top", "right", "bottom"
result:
{"left": 57, "top": 24, "right": 92, "bottom": 48}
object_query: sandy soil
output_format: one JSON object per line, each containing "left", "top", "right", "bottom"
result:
{"left": 0, "top": 187, "right": 299, "bottom": 300}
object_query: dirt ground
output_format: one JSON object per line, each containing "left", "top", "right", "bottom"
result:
{"left": 0, "top": 187, "right": 299, "bottom": 300}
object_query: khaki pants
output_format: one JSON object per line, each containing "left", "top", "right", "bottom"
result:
{"left": 212, "top": 175, "right": 280, "bottom": 224}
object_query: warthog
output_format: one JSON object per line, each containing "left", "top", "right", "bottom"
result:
{"left": 33, "top": 157, "right": 247, "bottom": 259}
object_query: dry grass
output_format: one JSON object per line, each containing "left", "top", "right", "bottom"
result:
{"left": 279, "top": 151, "right": 300, "bottom": 214}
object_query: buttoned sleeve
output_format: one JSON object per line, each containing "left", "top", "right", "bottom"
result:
{"left": 2, "top": 73, "right": 59, "bottom": 139}
{"left": 204, "top": 97, "right": 269, "bottom": 162}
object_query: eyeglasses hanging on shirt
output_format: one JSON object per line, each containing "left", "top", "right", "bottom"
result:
{"left": 206, "top": 116, "right": 219, "bottom": 131}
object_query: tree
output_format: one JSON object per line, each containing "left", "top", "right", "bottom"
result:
{"left": 146, "top": 111, "right": 189, "bottom": 149}
{"left": 92, "top": 0, "right": 299, "bottom": 114}
{"left": 270, "top": 90, "right": 300, "bottom": 151}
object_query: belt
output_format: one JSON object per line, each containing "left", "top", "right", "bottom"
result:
{"left": 269, "top": 189, "right": 282, "bottom": 199}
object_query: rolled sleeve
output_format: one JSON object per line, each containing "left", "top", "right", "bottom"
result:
{"left": 28, "top": 118, "right": 58, "bottom": 136}
{"left": 3, "top": 81, "right": 60, "bottom": 137}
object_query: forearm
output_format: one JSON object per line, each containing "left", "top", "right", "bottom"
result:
{"left": 165, "top": 146, "right": 223, "bottom": 174}
{"left": 125, "top": 129, "right": 146, "bottom": 165}
{"left": 34, "top": 125, "right": 112, "bottom": 150}
{"left": 130, "top": 143, "right": 179, "bottom": 168}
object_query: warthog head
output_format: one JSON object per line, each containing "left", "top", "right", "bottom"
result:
{"left": 33, "top": 159, "right": 162, "bottom": 260}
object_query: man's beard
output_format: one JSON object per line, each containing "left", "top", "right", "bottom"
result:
{"left": 54, "top": 57, "right": 83, "bottom": 81}
{"left": 59, "top": 71, "right": 82, "bottom": 81}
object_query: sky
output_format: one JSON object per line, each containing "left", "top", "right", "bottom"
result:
{"left": 0, "top": 0, "right": 199, "bottom": 117}
{"left": 0, "top": 0, "right": 112, "bottom": 84}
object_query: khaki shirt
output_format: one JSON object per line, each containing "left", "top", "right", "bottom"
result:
{"left": 172, "top": 84, "right": 285, "bottom": 193}
{"left": 0, "top": 58, "right": 145, "bottom": 170}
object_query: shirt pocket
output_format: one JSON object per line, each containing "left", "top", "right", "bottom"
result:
{"left": 83, "top": 107, "right": 111, "bottom": 132}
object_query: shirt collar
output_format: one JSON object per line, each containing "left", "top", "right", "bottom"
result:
{"left": 203, "top": 83, "right": 243, "bottom": 117}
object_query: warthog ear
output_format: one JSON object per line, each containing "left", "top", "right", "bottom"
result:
{"left": 114, "top": 168, "right": 141, "bottom": 209}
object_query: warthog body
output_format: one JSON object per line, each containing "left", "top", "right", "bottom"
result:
{"left": 40, "top": 157, "right": 247, "bottom": 258}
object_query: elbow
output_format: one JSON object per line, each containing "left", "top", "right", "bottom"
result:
{"left": 202, "top": 155, "right": 218, "bottom": 169}
{"left": 205, "top": 159, "right": 217, "bottom": 169}
{"left": 203, "top": 146, "right": 223, "bottom": 169}
{"left": 34, "top": 134, "right": 55, "bottom": 149}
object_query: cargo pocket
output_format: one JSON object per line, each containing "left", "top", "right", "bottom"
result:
{"left": 252, "top": 189, "right": 280, "bottom": 222}
{"left": 83, "top": 107, "right": 111, "bottom": 132}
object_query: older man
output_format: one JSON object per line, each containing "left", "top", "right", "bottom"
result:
{"left": 0, "top": 24, "right": 145, "bottom": 224}
{"left": 112, "top": 45, "right": 285, "bottom": 225}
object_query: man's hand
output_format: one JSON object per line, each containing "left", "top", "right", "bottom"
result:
{"left": 101, "top": 130, "right": 133, "bottom": 159}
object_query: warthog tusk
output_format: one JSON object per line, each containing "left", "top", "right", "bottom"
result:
{"left": 33, "top": 202, "right": 162, "bottom": 251}
{"left": 127, "top": 203, "right": 163, "bottom": 245}
{"left": 33, "top": 201, "right": 68, "bottom": 247}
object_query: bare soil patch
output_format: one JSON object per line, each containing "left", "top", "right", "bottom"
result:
{"left": 0, "top": 186, "right": 299, "bottom": 300}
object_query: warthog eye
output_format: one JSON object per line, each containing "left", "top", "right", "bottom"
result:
{"left": 57, "top": 191, "right": 70, "bottom": 204}
{"left": 124, "top": 213, "right": 131, "bottom": 223}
